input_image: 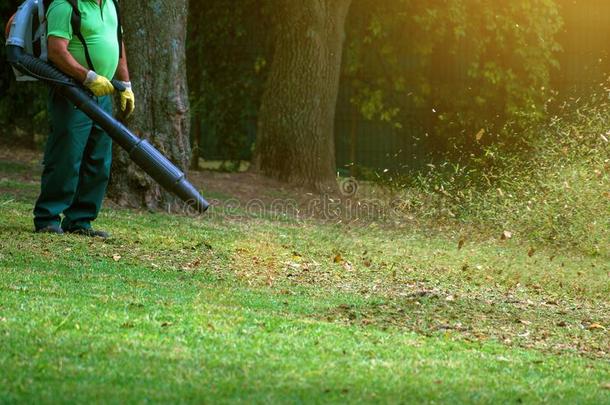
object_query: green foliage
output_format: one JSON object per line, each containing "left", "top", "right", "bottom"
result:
{"left": 187, "top": 0, "right": 271, "bottom": 165}
{"left": 345, "top": 0, "right": 563, "bottom": 158}
{"left": 0, "top": 80, "right": 47, "bottom": 144}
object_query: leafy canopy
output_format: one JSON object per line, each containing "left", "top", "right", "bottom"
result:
{"left": 344, "top": 0, "right": 563, "bottom": 156}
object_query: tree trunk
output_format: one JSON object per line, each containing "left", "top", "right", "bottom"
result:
{"left": 187, "top": 1, "right": 202, "bottom": 171}
{"left": 254, "top": 0, "right": 352, "bottom": 191}
{"left": 190, "top": 111, "right": 201, "bottom": 170}
{"left": 108, "top": 0, "right": 191, "bottom": 211}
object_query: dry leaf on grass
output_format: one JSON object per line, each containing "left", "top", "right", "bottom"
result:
{"left": 501, "top": 230, "right": 513, "bottom": 240}
{"left": 475, "top": 129, "right": 485, "bottom": 142}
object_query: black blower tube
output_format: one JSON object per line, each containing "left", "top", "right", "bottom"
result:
{"left": 7, "top": 45, "right": 209, "bottom": 214}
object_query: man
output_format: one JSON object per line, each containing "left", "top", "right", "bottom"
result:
{"left": 33, "top": 0, "right": 135, "bottom": 238}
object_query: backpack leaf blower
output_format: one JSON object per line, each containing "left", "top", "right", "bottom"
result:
{"left": 5, "top": 0, "right": 209, "bottom": 214}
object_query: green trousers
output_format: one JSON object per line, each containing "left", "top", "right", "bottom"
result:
{"left": 33, "top": 89, "right": 113, "bottom": 231}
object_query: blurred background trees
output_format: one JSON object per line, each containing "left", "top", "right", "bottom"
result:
{"left": 0, "top": 0, "right": 46, "bottom": 147}
{"left": 187, "top": 0, "right": 271, "bottom": 171}
{"left": 1, "top": 0, "right": 609, "bottom": 184}
{"left": 343, "top": 0, "right": 562, "bottom": 164}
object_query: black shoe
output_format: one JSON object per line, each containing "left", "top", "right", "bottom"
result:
{"left": 36, "top": 225, "right": 64, "bottom": 235}
{"left": 66, "top": 228, "right": 110, "bottom": 239}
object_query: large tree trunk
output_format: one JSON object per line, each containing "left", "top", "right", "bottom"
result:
{"left": 108, "top": 0, "right": 191, "bottom": 211}
{"left": 254, "top": 0, "right": 352, "bottom": 191}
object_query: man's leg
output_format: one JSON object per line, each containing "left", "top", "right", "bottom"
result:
{"left": 62, "top": 96, "right": 113, "bottom": 232}
{"left": 33, "top": 90, "right": 94, "bottom": 231}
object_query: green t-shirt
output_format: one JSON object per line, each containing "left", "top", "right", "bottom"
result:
{"left": 46, "top": 0, "right": 120, "bottom": 79}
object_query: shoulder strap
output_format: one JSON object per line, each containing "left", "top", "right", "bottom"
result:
{"left": 43, "top": 0, "right": 54, "bottom": 12}
{"left": 65, "top": 0, "right": 96, "bottom": 71}
{"left": 112, "top": 0, "right": 123, "bottom": 59}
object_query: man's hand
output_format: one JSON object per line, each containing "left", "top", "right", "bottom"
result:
{"left": 118, "top": 81, "right": 135, "bottom": 117}
{"left": 83, "top": 71, "right": 115, "bottom": 97}
{"left": 115, "top": 42, "right": 134, "bottom": 117}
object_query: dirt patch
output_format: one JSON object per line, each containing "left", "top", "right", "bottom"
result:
{"left": 191, "top": 170, "right": 306, "bottom": 202}
{"left": 1, "top": 147, "right": 444, "bottom": 235}
{"left": 323, "top": 287, "right": 610, "bottom": 359}
{"left": 2, "top": 146, "right": 395, "bottom": 224}
{"left": 186, "top": 165, "right": 404, "bottom": 226}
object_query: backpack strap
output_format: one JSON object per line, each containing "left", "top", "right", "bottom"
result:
{"left": 57, "top": 0, "right": 123, "bottom": 70}
{"left": 42, "top": 0, "right": 54, "bottom": 16}
{"left": 65, "top": 0, "right": 96, "bottom": 71}
{"left": 112, "top": 0, "right": 123, "bottom": 59}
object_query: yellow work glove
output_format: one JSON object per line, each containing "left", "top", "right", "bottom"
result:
{"left": 83, "top": 70, "right": 115, "bottom": 97}
{"left": 118, "top": 81, "right": 135, "bottom": 118}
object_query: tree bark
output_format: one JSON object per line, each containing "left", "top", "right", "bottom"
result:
{"left": 190, "top": 111, "right": 202, "bottom": 170}
{"left": 254, "top": 0, "right": 352, "bottom": 191}
{"left": 108, "top": 0, "right": 191, "bottom": 211}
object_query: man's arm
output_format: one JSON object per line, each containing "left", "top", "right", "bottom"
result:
{"left": 114, "top": 42, "right": 130, "bottom": 82}
{"left": 48, "top": 35, "right": 114, "bottom": 96}
{"left": 114, "top": 41, "right": 135, "bottom": 117}
{"left": 48, "top": 35, "right": 88, "bottom": 83}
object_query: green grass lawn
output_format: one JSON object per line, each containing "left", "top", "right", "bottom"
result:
{"left": 0, "top": 159, "right": 609, "bottom": 404}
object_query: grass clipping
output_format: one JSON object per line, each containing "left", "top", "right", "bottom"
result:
{"left": 374, "top": 99, "right": 610, "bottom": 256}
